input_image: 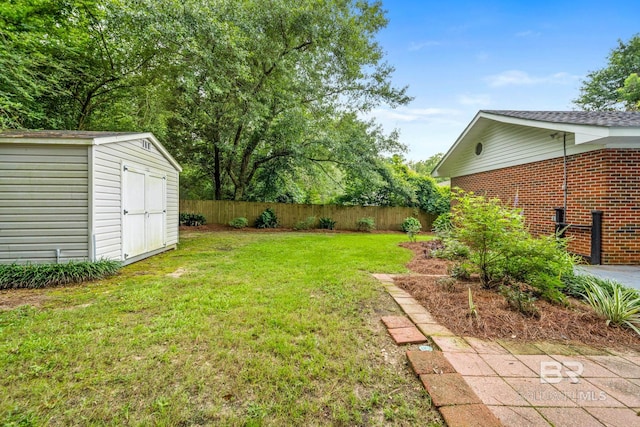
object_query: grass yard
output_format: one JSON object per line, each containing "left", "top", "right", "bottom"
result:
{"left": 0, "top": 231, "right": 442, "bottom": 426}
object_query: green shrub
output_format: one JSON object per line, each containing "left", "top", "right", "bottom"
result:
{"left": 432, "top": 212, "right": 452, "bottom": 234}
{"left": 255, "top": 208, "right": 279, "bottom": 229}
{"left": 449, "top": 190, "right": 576, "bottom": 302}
{"left": 583, "top": 279, "right": 640, "bottom": 335}
{"left": 293, "top": 216, "right": 316, "bottom": 231}
{"left": 356, "top": 217, "right": 376, "bottom": 232}
{"left": 448, "top": 262, "right": 472, "bottom": 281}
{"left": 500, "top": 285, "right": 540, "bottom": 318}
{"left": 431, "top": 238, "right": 470, "bottom": 260}
{"left": 401, "top": 217, "right": 422, "bottom": 242}
{"left": 229, "top": 217, "right": 249, "bottom": 229}
{"left": 436, "top": 276, "right": 457, "bottom": 292}
{"left": 0, "top": 260, "right": 121, "bottom": 289}
{"left": 179, "top": 212, "right": 207, "bottom": 226}
{"left": 318, "top": 217, "right": 336, "bottom": 230}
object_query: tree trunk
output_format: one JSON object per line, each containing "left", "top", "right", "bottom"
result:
{"left": 213, "top": 145, "right": 222, "bottom": 200}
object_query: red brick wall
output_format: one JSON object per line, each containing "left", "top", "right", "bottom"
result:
{"left": 451, "top": 149, "right": 640, "bottom": 265}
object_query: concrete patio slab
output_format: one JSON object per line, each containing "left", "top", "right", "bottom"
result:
{"left": 550, "top": 379, "right": 623, "bottom": 407}
{"left": 407, "top": 311, "right": 437, "bottom": 324}
{"left": 576, "top": 265, "right": 640, "bottom": 291}
{"left": 431, "top": 336, "right": 475, "bottom": 353}
{"left": 488, "top": 405, "right": 549, "bottom": 427}
{"left": 480, "top": 354, "right": 538, "bottom": 377}
{"left": 551, "top": 356, "right": 621, "bottom": 378}
{"left": 419, "top": 373, "right": 482, "bottom": 406}
{"left": 585, "top": 407, "right": 640, "bottom": 426}
{"left": 444, "top": 352, "right": 496, "bottom": 376}
{"left": 439, "top": 404, "right": 502, "bottom": 427}
{"left": 589, "top": 355, "right": 640, "bottom": 378}
{"left": 463, "top": 336, "right": 509, "bottom": 355}
{"left": 406, "top": 350, "right": 456, "bottom": 375}
{"left": 537, "top": 407, "right": 604, "bottom": 427}
{"left": 583, "top": 377, "right": 640, "bottom": 407}
{"left": 464, "top": 376, "right": 529, "bottom": 406}
{"left": 503, "top": 377, "right": 578, "bottom": 407}
{"left": 416, "top": 322, "right": 454, "bottom": 337}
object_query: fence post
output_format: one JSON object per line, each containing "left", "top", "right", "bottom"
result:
{"left": 554, "top": 207, "right": 565, "bottom": 237}
{"left": 591, "top": 210, "right": 603, "bottom": 265}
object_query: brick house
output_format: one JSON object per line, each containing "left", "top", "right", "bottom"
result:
{"left": 432, "top": 111, "right": 640, "bottom": 265}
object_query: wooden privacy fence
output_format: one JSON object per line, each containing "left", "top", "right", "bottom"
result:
{"left": 180, "top": 200, "right": 437, "bottom": 231}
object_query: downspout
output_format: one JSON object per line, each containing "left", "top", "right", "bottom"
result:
{"left": 562, "top": 132, "right": 568, "bottom": 221}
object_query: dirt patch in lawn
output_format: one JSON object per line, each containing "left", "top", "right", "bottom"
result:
{"left": 0, "top": 288, "right": 49, "bottom": 311}
{"left": 395, "top": 242, "right": 640, "bottom": 352}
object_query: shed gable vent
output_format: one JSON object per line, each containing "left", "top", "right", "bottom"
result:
{"left": 141, "top": 140, "right": 152, "bottom": 151}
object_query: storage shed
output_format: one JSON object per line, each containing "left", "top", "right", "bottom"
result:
{"left": 0, "top": 131, "right": 182, "bottom": 265}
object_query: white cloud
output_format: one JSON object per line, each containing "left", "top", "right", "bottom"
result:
{"left": 484, "top": 70, "right": 581, "bottom": 87}
{"left": 515, "top": 30, "right": 542, "bottom": 38}
{"left": 458, "top": 94, "right": 491, "bottom": 106}
{"left": 408, "top": 40, "right": 442, "bottom": 51}
{"left": 366, "top": 107, "right": 461, "bottom": 123}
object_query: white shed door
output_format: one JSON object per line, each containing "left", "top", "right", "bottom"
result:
{"left": 122, "top": 164, "right": 166, "bottom": 260}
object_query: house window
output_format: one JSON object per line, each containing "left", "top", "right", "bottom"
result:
{"left": 475, "top": 142, "right": 483, "bottom": 155}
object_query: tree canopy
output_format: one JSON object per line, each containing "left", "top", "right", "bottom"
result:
{"left": 573, "top": 35, "right": 640, "bottom": 111}
{"left": 0, "top": 0, "right": 448, "bottom": 210}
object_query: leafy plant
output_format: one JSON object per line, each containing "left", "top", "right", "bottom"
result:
{"left": 500, "top": 285, "right": 540, "bottom": 318}
{"left": 468, "top": 288, "right": 478, "bottom": 318}
{"left": 401, "top": 217, "right": 422, "bottom": 242}
{"left": 436, "top": 276, "right": 457, "bottom": 292}
{"left": 356, "top": 217, "right": 376, "bottom": 232}
{"left": 318, "top": 217, "right": 336, "bottom": 230}
{"left": 255, "top": 208, "right": 279, "bottom": 229}
{"left": 179, "top": 213, "right": 207, "bottom": 226}
{"left": 229, "top": 217, "right": 249, "bottom": 229}
{"left": 294, "top": 216, "right": 316, "bottom": 231}
{"left": 448, "top": 262, "right": 472, "bottom": 281}
{"left": 0, "top": 260, "right": 121, "bottom": 289}
{"left": 432, "top": 212, "right": 452, "bottom": 234}
{"left": 431, "top": 238, "right": 470, "bottom": 260}
{"left": 582, "top": 279, "right": 640, "bottom": 335}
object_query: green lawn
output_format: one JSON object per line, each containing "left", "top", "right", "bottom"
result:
{"left": 0, "top": 231, "right": 442, "bottom": 426}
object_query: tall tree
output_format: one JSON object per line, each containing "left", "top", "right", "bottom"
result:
{"left": 164, "top": 0, "right": 410, "bottom": 200}
{"left": 573, "top": 35, "right": 640, "bottom": 111}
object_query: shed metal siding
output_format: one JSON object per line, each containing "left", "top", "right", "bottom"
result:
{"left": 444, "top": 123, "right": 602, "bottom": 178}
{"left": 93, "top": 138, "right": 179, "bottom": 261}
{"left": 0, "top": 144, "right": 89, "bottom": 263}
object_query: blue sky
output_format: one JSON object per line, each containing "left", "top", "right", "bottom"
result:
{"left": 368, "top": 0, "right": 639, "bottom": 161}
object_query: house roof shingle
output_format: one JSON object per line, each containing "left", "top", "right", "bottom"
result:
{"left": 481, "top": 110, "right": 640, "bottom": 127}
{"left": 0, "top": 130, "right": 140, "bottom": 139}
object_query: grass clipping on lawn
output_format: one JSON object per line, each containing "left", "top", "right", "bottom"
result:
{"left": 396, "top": 242, "right": 640, "bottom": 352}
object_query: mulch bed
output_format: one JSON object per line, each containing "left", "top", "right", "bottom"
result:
{"left": 395, "top": 241, "right": 640, "bottom": 352}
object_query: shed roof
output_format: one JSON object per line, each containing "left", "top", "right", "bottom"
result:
{"left": 0, "top": 130, "right": 181, "bottom": 172}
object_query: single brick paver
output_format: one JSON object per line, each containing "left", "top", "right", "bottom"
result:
{"left": 463, "top": 336, "right": 509, "bottom": 355}
{"left": 386, "top": 326, "right": 427, "bottom": 345}
{"left": 407, "top": 311, "right": 436, "bottom": 324}
{"left": 380, "top": 315, "right": 414, "bottom": 329}
{"left": 503, "top": 377, "right": 578, "bottom": 407}
{"left": 534, "top": 341, "right": 579, "bottom": 356}
{"left": 419, "top": 373, "right": 482, "bottom": 406}
{"left": 406, "top": 350, "right": 456, "bottom": 375}
{"left": 416, "top": 322, "right": 454, "bottom": 337}
{"left": 438, "top": 404, "right": 502, "bottom": 427}
{"left": 551, "top": 379, "right": 623, "bottom": 407}
{"left": 550, "top": 356, "right": 621, "bottom": 378}
{"left": 496, "top": 340, "right": 545, "bottom": 355}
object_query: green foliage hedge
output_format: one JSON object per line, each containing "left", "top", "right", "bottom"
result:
{"left": 0, "top": 260, "right": 121, "bottom": 289}
{"left": 179, "top": 213, "right": 207, "bottom": 226}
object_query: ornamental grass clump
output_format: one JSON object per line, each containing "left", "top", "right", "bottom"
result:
{"left": 583, "top": 278, "right": 640, "bottom": 336}
{"left": 0, "top": 260, "right": 121, "bottom": 289}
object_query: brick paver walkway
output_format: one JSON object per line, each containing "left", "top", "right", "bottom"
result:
{"left": 372, "top": 273, "right": 640, "bottom": 427}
